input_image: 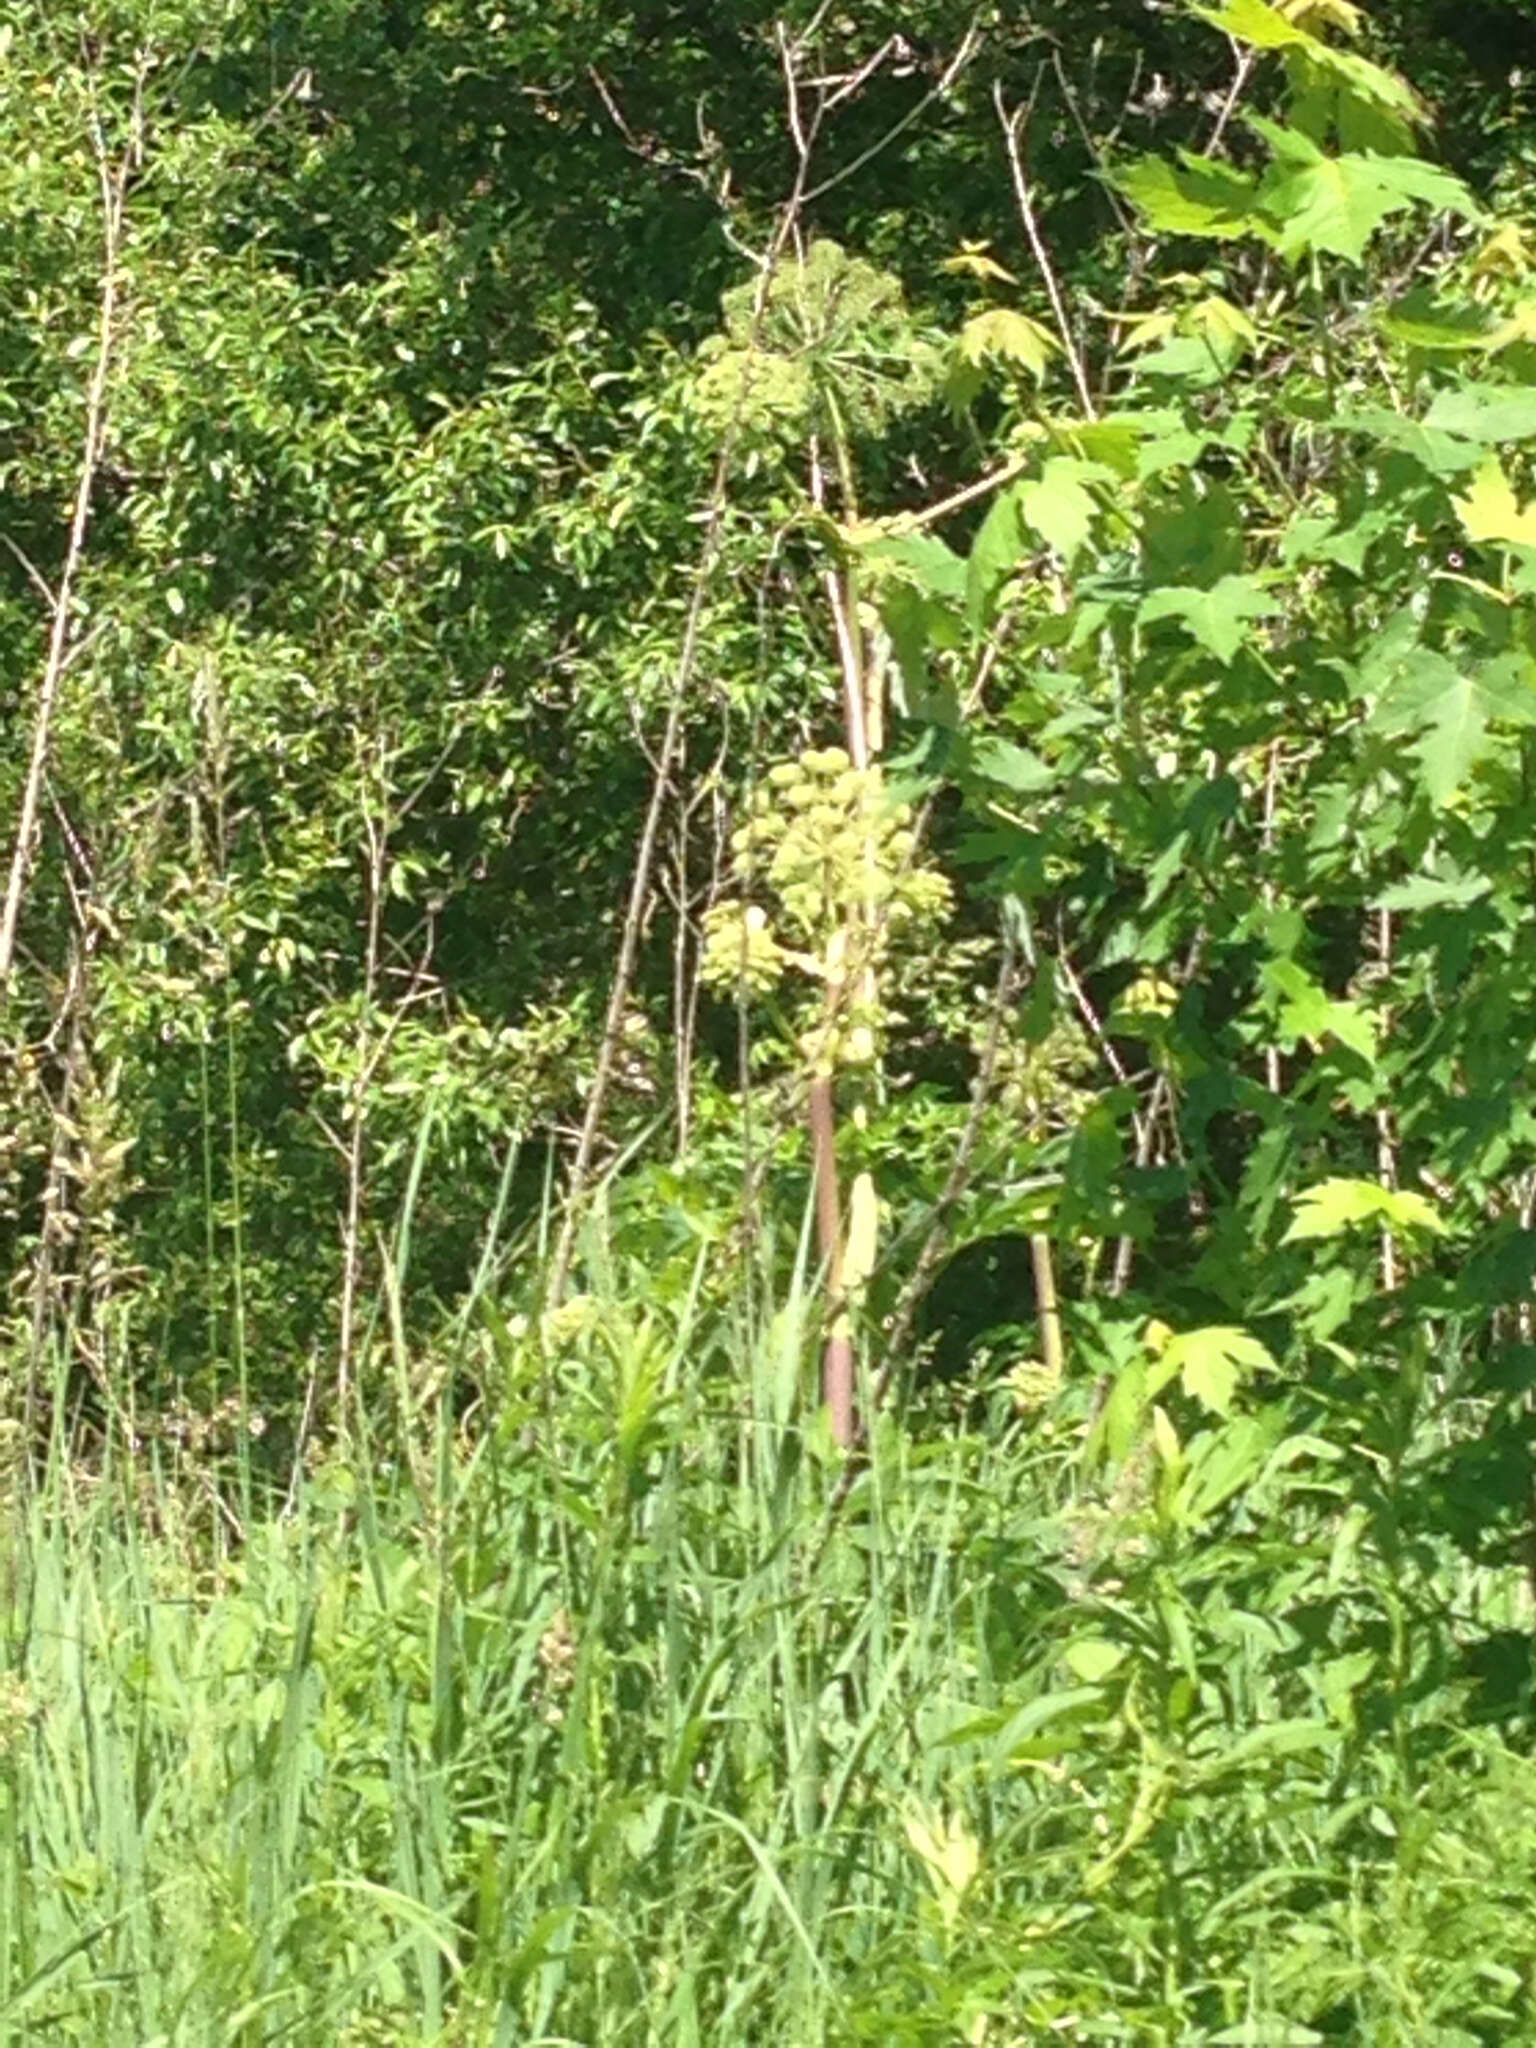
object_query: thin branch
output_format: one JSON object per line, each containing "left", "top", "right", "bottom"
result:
{"left": 0, "top": 59, "right": 142, "bottom": 999}
{"left": 1204, "top": 40, "right": 1256, "bottom": 159}
{"left": 1260, "top": 738, "right": 1284, "bottom": 1095}
{"left": 1374, "top": 907, "right": 1399, "bottom": 1293}
{"left": 802, "top": 19, "right": 984, "bottom": 203}
{"left": 995, "top": 79, "right": 1097, "bottom": 420}
{"left": 0, "top": 532, "right": 58, "bottom": 611}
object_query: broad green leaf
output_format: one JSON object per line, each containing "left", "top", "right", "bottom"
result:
{"left": 1141, "top": 479, "right": 1246, "bottom": 587}
{"left": 1453, "top": 454, "right": 1536, "bottom": 549}
{"left": 966, "top": 485, "right": 1026, "bottom": 627}
{"left": 1262, "top": 957, "right": 1377, "bottom": 1061}
{"left": 1372, "top": 866, "right": 1492, "bottom": 911}
{"left": 1283, "top": 1177, "right": 1446, "bottom": 1242}
{"left": 968, "top": 736, "right": 1057, "bottom": 793}
{"left": 1337, "top": 405, "right": 1481, "bottom": 476}
{"left": 1191, "top": 0, "right": 1317, "bottom": 51}
{"left": 1424, "top": 385, "right": 1536, "bottom": 445}
{"left": 1368, "top": 649, "right": 1536, "bottom": 805}
{"left": 1198, "top": 2, "right": 1426, "bottom": 142}
{"left": 1017, "top": 457, "right": 1105, "bottom": 561}
{"left": 1112, "top": 153, "right": 1259, "bottom": 240}
{"left": 1262, "top": 154, "right": 1480, "bottom": 266}
{"left": 1187, "top": 293, "right": 1260, "bottom": 365}
{"left": 1138, "top": 573, "right": 1280, "bottom": 663}
{"left": 1158, "top": 1326, "right": 1277, "bottom": 1416}
{"left": 1279, "top": 507, "right": 1393, "bottom": 573}
{"left": 858, "top": 531, "right": 969, "bottom": 602}
{"left": 1064, "top": 410, "right": 1172, "bottom": 480}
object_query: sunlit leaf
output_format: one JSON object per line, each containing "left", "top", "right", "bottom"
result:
{"left": 1138, "top": 573, "right": 1281, "bottom": 663}
{"left": 1017, "top": 457, "right": 1105, "bottom": 561}
{"left": 1152, "top": 1325, "right": 1276, "bottom": 1416}
{"left": 1283, "top": 1178, "right": 1446, "bottom": 1242}
{"left": 956, "top": 307, "right": 1056, "bottom": 378}
{"left": 1454, "top": 454, "right": 1536, "bottom": 549}
{"left": 1368, "top": 649, "right": 1536, "bottom": 804}
{"left": 1113, "top": 154, "right": 1260, "bottom": 239}
{"left": 1262, "top": 154, "right": 1480, "bottom": 266}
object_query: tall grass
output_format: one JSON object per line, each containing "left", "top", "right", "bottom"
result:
{"left": 4, "top": 1238, "right": 1536, "bottom": 2045}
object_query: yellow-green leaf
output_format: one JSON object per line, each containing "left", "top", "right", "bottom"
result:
{"left": 1454, "top": 454, "right": 1536, "bottom": 548}
{"left": 1283, "top": 1178, "right": 1446, "bottom": 1243}
{"left": 956, "top": 308, "right": 1056, "bottom": 379}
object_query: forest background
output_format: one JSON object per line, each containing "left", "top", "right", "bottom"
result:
{"left": 7, "top": 0, "right": 1536, "bottom": 2040}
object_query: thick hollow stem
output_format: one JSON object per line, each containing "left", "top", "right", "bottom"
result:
{"left": 1030, "top": 1233, "right": 1065, "bottom": 1377}
{"left": 809, "top": 1071, "right": 855, "bottom": 1446}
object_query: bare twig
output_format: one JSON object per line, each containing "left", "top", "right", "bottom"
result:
{"left": 1261, "top": 738, "right": 1284, "bottom": 1096}
{"left": 1047, "top": 46, "right": 1137, "bottom": 241}
{"left": 0, "top": 58, "right": 144, "bottom": 1000}
{"left": 802, "top": 18, "right": 985, "bottom": 203}
{"left": 0, "top": 532, "right": 58, "bottom": 611}
{"left": 995, "top": 78, "right": 1097, "bottom": 420}
{"left": 1204, "top": 40, "right": 1256, "bottom": 158}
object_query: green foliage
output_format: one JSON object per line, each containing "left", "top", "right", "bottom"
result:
{"left": 6, "top": 0, "right": 1536, "bottom": 2038}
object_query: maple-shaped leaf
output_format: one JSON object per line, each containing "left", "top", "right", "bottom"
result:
{"left": 955, "top": 308, "right": 1056, "bottom": 379}
{"left": 1198, "top": 1, "right": 1426, "bottom": 136}
{"left": 1261, "top": 957, "right": 1377, "bottom": 1061}
{"left": 1262, "top": 154, "right": 1480, "bottom": 265}
{"left": 1372, "top": 865, "right": 1491, "bottom": 911}
{"left": 1337, "top": 404, "right": 1480, "bottom": 476}
{"left": 856, "top": 530, "right": 969, "bottom": 603}
{"left": 968, "top": 735, "right": 1057, "bottom": 792}
{"left": 1192, "top": 0, "right": 1323, "bottom": 49}
{"left": 1368, "top": 650, "right": 1536, "bottom": 805}
{"left": 1453, "top": 454, "right": 1536, "bottom": 548}
{"left": 1147, "top": 1322, "right": 1276, "bottom": 1417}
{"left": 1283, "top": 1177, "right": 1445, "bottom": 1242}
{"left": 943, "top": 241, "right": 1018, "bottom": 286}
{"left": 1018, "top": 457, "right": 1106, "bottom": 561}
{"left": 1113, "top": 153, "right": 1259, "bottom": 239}
{"left": 1138, "top": 573, "right": 1281, "bottom": 663}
